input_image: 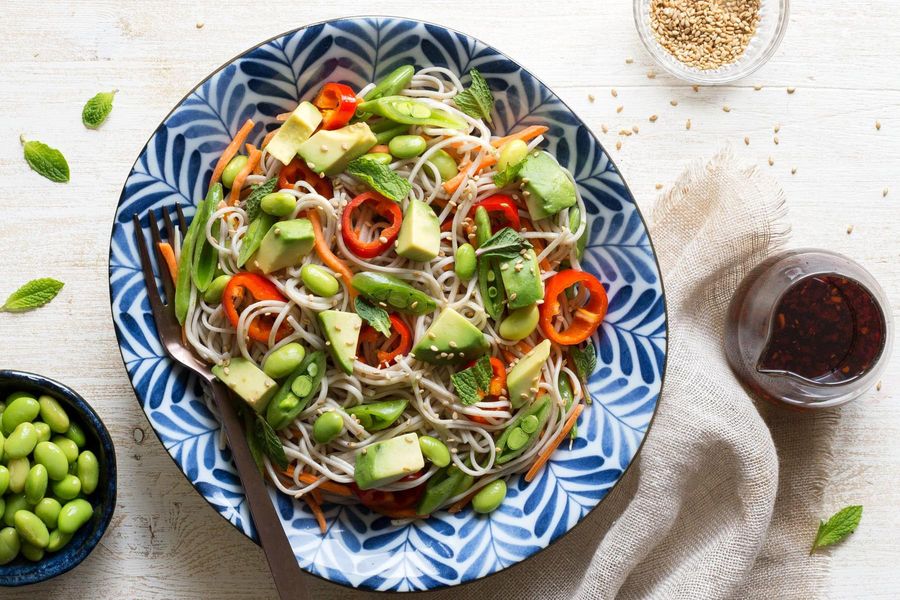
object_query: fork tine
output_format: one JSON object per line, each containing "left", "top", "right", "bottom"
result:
{"left": 132, "top": 214, "right": 166, "bottom": 317}
{"left": 162, "top": 209, "right": 178, "bottom": 249}
{"left": 149, "top": 210, "right": 177, "bottom": 304}
{"left": 175, "top": 204, "right": 188, "bottom": 236}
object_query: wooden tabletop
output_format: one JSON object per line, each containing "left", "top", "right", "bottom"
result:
{"left": 1, "top": 1, "right": 897, "bottom": 597}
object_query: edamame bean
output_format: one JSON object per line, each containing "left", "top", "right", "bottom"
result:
{"left": 34, "top": 441, "right": 69, "bottom": 481}
{"left": 63, "top": 422, "right": 87, "bottom": 448}
{"left": 472, "top": 480, "right": 507, "bottom": 514}
{"left": 261, "top": 192, "right": 297, "bottom": 217}
{"left": 498, "top": 304, "right": 540, "bottom": 341}
{"left": 454, "top": 244, "right": 477, "bottom": 281}
{"left": 58, "top": 499, "right": 93, "bottom": 535}
{"left": 47, "top": 528, "right": 72, "bottom": 552}
{"left": 34, "top": 422, "right": 51, "bottom": 443}
{"left": 34, "top": 498, "right": 62, "bottom": 529}
{"left": 2, "top": 396, "right": 40, "bottom": 435}
{"left": 8, "top": 457, "right": 30, "bottom": 494}
{"left": 300, "top": 264, "right": 340, "bottom": 298}
{"left": 14, "top": 510, "right": 49, "bottom": 549}
{"left": 0, "top": 401, "right": 5, "bottom": 418}
{"left": 358, "top": 152, "right": 393, "bottom": 165}
{"left": 20, "top": 540, "right": 44, "bottom": 561}
{"left": 5, "top": 422, "right": 38, "bottom": 459}
{"left": 38, "top": 395, "right": 70, "bottom": 434}
{"left": 497, "top": 139, "right": 528, "bottom": 171}
{"left": 426, "top": 149, "right": 458, "bottom": 182}
{"left": 4, "top": 493, "right": 28, "bottom": 527}
{"left": 77, "top": 450, "right": 100, "bottom": 495}
{"left": 221, "top": 154, "right": 248, "bottom": 189}
{"left": 312, "top": 411, "right": 344, "bottom": 444}
{"left": 418, "top": 436, "right": 451, "bottom": 468}
{"left": 0, "top": 465, "right": 8, "bottom": 495}
{"left": 25, "top": 464, "right": 48, "bottom": 505}
{"left": 52, "top": 436, "right": 79, "bottom": 463}
{"left": 203, "top": 274, "right": 232, "bottom": 304}
{"left": 0, "top": 430, "right": 4, "bottom": 462}
{"left": 388, "top": 135, "right": 427, "bottom": 159}
{"left": 0, "top": 527, "right": 20, "bottom": 565}
{"left": 51, "top": 474, "right": 81, "bottom": 501}
{"left": 263, "top": 343, "right": 306, "bottom": 379}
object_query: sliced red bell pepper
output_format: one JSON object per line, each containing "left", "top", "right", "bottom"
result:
{"left": 357, "top": 314, "right": 412, "bottom": 367}
{"left": 341, "top": 191, "right": 403, "bottom": 258}
{"left": 278, "top": 157, "right": 334, "bottom": 198}
{"left": 351, "top": 472, "right": 425, "bottom": 513}
{"left": 469, "top": 194, "right": 521, "bottom": 232}
{"left": 467, "top": 357, "right": 508, "bottom": 424}
{"left": 313, "top": 82, "right": 359, "bottom": 130}
{"left": 222, "top": 273, "right": 291, "bottom": 343}
{"left": 539, "top": 269, "right": 608, "bottom": 346}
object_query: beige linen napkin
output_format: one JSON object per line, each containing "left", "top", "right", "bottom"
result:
{"left": 313, "top": 149, "right": 838, "bottom": 599}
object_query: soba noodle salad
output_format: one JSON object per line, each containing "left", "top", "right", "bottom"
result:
{"left": 169, "top": 65, "right": 607, "bottom": 527}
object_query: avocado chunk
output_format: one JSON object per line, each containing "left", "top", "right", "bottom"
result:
{"left": 506, "top": 339, "right": 551, "bottom": 407}
{"left": 518, "top": 151, "right": 577, "bottom": 221}
{"left": 265, "top": 101, "right": 322, "bottom": 165}
{"left": 318, "top": 310, "right": 362, "bottom": 374}
{"left": 253, "top": 218, "right": 315, "bottom": 274}
{"left": 211, "top": 357, "right": 278, "bottom": 413}
{"left": 354, "top": 433, "right": 425, "bottom": 490}
{"left": 499, "top": 248, "right": 544, "bottom": 310}
{"left": 396, "top": 199, "right": 440, "bottom": 261}
{"left": 412, "top": 307, "right": 489, "bottom": 365}
{"left": 297, "top": 122, "right": 377, "bottom": 177}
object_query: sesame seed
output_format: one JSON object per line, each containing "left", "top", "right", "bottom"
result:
{"left": 883, "top": 188, "right": 889, "bottom": 197}
{"left": 744, "top": 136, "right": 750, "bottom": 145}
{"left": 632, "top": 125, "right": 640, "bottom": 134}
{"left": 685, "top": 119, "right": 692, "bottom": 130}
{"left": 655, "top": 183, "right": 663, "bottom": 190}
{"left": 196, "top": 22, "right": 204, "bottom": 29}
{"left": 378, "top": 236, "right": 388, "bottom": 244}
{"left": 588, "top": 94, "right": 595, "bottom": 102}
{"left": 670, "top": 99, "right": 678, "bottom": 107}
{"left": 611, "top": 88, "right": 618, "bottom": 98}
{"left": 791, "top": 167, "right": 797, "bottom": 175}
{"left": 774, "top": 124, "right": 781, "bottom": 133}
{"left": 753, "top": 84, "right": 763, "bottom": 91}
{"left": 876, "top": 380, "right": 882, "bottom": 391}
{"left": 430, "top": 345, "right": 439, "bottom": 352}
{"left": 449, "top": 341, "right": 458, "bottom": 348}
{"left": 601, "top": 123, "right": 609, "bottom": 133}
{"left": 692, "top": 85, "right": 700, "bottom": 92}
{"left": 768, "top": 156, "right": 774, "bottom": 166}
{"left": 722, "top": 105, "right": 731, "bottom": 113}
{"left": 625, "top": 57, "right": 634, "bottom": 64}
{"left": 847, "top": 225, "right": 854, "bottom": 234}
{"left": 875, "top": 121, "right": 882, "bottom": 131}
{"left": 411, "top": 301, "right": 418, "bottom": 308}
{"left": 320, "top": 145, "right": 328, "bottom": 152}
{"left": 616, "top": 140, "right": 622, "bottom": 150}
{"left": 428, "top": 332, "right": 436, "bottom": 339}
{"left": 616, "top": 105, "right": 624, "bottom": 113}
{"left": 647, "top": 70, "right": 656, "bottom": 79}
{"left": 773, "top": 136, "right": 779, "bottom": 145}
{"left": 787, "top": 87, "right": 796, "bottom": 94}
{"left": 340, "top": 143, "right": 349, "bottom": 151}
{"left": 649, "top": 114, "right": 658, "bottom": 122}
{"left": 361, "top": 448, "right": 367, "bottom": 455}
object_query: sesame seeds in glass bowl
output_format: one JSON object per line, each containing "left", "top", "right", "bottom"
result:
{"left": 634, "top": 0, "right": 790, "bottom": 85}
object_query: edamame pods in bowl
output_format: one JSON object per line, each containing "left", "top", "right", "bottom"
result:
{"left": 0, "top": 371, "right": 116, "bottom": 586}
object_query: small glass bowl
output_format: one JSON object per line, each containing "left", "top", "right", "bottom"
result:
{"left": 633, "top": 0, "right": 790, "bottom": 85}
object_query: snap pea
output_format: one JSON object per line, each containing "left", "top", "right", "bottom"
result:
{"left": 191, "top": 183, "right": 223, "bottom": 293}
{"left": 20, "top": 539, "right": 45, "bottom": 562}
{"left": 454, "top": 244, "right": 477, "bottom": 281}
{"left": 418, "top": 436, "right": 451, "bottom": 468}
{"left": 557, "top": 373, "right": 577, "bottom": 440}
{"left": 4, "top": 493, "right": 28, "bottom": 527}
{"left": 300, "top": 264, "right": 340, "bottom": 298}
{"left": 0, "top": 465, "right": 8, "bottom": 495}
{"left": 416, "top": 464, "right": 469, "bottom": 515}
{"left": 2, "top": 395, "right": 40, "bottom": 436}
{"left": 34, "top": 498, "right": 62, "bottom": 529}
{"left": 221, "top": 154, "right": 249, "bottom": 189}
{"left": 34, "top": 441, "right": 69, "bottom": 481}
{"left": 5, "top": 422, "right": 38, "bottom": 459}
{"left": 38, "top": 395, "right": 70, "bottom": 434}
{"left": 388, "top": 135, "right": 427, "bottom": 159}
{"left": 7, "top": 457, "right": 29, "bottom": 494}
{"left": 266, "top": 351, "right": 326, "bottom": 430}
{"left": 58, "top": 499, "right": 93, "bottom": 535}
{"left": 203, "top": 274, "right": 232, "bottom": 304}
{"left": 52, "top": 436, "right": 79, "bottom": 463}
{"left": 0, "top": 527, "right": 20, "bottom": 565}
{"left": 472, "top": 480, "right": 507, "bottom": 514}
{"left": 357, "top": 96, "right": 468, "bottom": 131}
{"left": 174, "top": 189, "right": 204, "bottom": 323}
{"left": 568, "top": 207, "right": 588, "bottom": 260}
{"left": 495, "top": 396, "right": 552, "bottom": 464}
{"left": 351, "top": 272, "right": 437, "bottom": 315}
{"left": 237, "top": 213, "right": 277, "bottom": 267}
{"left": 263, "top": 343, "right": 307, "bottom": 379}
{"left": 47, "top": 528, "right": 72, "bottom": 552}
{"left": 364, "top": 65, "right": 416, "bottom": 104}
{"left": 63, "top": 422, "right": 87, "bottom": 448}
{"left": 51, "top": 474, "right": 81, "bottom": 500}
{"left": 474, "top": 207, "right": 505, "bottom": 320}
{"left": 498, "top": 304, "right": 539, "bottom": 341}
{"left": 14, "top": 510, "right": 49, "bottom": 549}
{"left": 497, "top": 139, "right": 529, "bottom": 172}
{"left": 346, "top": 399, "right": 408, "bottom": 432}
{"left": 426, "top": 149, "right": 458, "bottom": 182}
{"left": 373, "top": 124, "right": 409, "bottom": 145}
{"left": 312, "top": 411, "right": 344, "bottom": 444}
{"left": 33, "top": 422, "right": 51, "bottom": 443}
{"left": 260, "top": 191, "right": 297, "bottom": 217}
{"left": 357, "top": 151, "right": 394, "bottom": 165}
{"left": 77, "top": 450, "right": 100, "bottom": 495}
{"left": 24, "top": 464, "right": 48, "bottom": 505}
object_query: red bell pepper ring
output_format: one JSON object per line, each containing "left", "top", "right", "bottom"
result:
{"left": 341, "top": 191, "right": 403, "bottom": 258}
{"left": 278, "top": 157, "right": 334, "bottom": 197}
{"left": 313, "top": 82, "right": 359, "bottom": 130}
{"left": 539, "top": 269, "right": 608, "bottom": 346}
{"left": 222, "top": 273, "right": 291, "bottom": 343}
{"left": 469, "top": 194, "right": 521, "bottom": 231}
{"left": 466, "top": 357, "right": 508, "bottom": 424}
{"left": 357, "top": 314, "right": 412, "bottom": 367}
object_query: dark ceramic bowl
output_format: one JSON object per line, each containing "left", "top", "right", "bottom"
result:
{"left": 0, "top": 370, "right": 117, "bottom": 586}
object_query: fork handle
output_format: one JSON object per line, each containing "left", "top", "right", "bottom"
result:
{"left": 209, "top": 378, "right": 309, "bottom": 600}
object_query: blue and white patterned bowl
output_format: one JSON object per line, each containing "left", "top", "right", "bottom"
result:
{"left": 108, "top": 17, "right": 667, "bottom": 592}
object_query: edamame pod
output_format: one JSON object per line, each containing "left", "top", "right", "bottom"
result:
{"left": 266, "top": 351, "right": 326, "bottom": 430}
{"left": 312, "top": 411, "right": 344, "bottom": 444}
{"left": 77, "top": 450, "right": 100, "bottom": 495}
{"left": 34, "top": 441, "right": 69, "bottom": 481}
{"left": 351, "top": 272, "right": 437, "bottom": 315}
{"left": 38, "top": 395, "right": 70, "bottom": 434}
{"left": 58, "top": 499, "right": 94, "bottom": 535}
{"left": 25, "top": 464, "right": 48, "bottom": 505}
{"left": 454, "top": 244, "right": 477, "bottom": 281}
{"left": 300, "top": 264, "right": 340, "bottom": 298}
{"left": 2, "top": 396, "right": 40, "bottom": 436}
{"left": 472, "top": 480, "right": 507, "bottom": 514}
{"left": 0, "top": 527, "right": 20, "bottom": 565}
{"left": 14, "top": 510, "right": 49, "bottom": 549}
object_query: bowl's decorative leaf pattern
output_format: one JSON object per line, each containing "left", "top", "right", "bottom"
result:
{"left": 108, "top": 17, "right": 666, "bottom": 592}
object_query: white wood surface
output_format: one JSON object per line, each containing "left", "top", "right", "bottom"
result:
{"left": 1, "top": 1, "right": 897, "bottom": 597}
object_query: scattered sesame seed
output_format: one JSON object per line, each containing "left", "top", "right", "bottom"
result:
{"left": 685, "top": 119, "right": 692, "bottom": 130}
{"left": 744, "top": 136, "right": 750, "bottom": 145}
{"left": 340, "top": 143, "right": 349, "bottom": 151}
{"left": 430, "top": 345, "right": 439, "bottom": 352}
{"left": 883, "top": 188, "right": 889, "bottom": 197}
{"left": 791, "top": 167, "right": 797, "bottom": 175}
{"left": 616, "top": 105, "right": 624, "bottom": 113}
{"left": 875, "top": 121, "right": 881, "bottom": 131}
{"left": 768, "top": 156, "right": 774, "bottom": 166}
{"left": 361, "top": 448, "right": 367, "bottom": 455}
{"left": 846, "top": 225, "right": 854, "bottom": 234}
{"left": 601, "top": 123, "right": 609, "bottom": 133}
{"left": 655, "top": 183, "right": 663, "bottom": 190}
{"left": 196, "top": 22, "right": 204, "bottom": 29}
{"left": 722, "top": 105, "right": 731, "bottom": 113}
{"left": 753, "top": 84, "right": 763, "bottom": 91}
{"left": 647, "top": 70, "right": 656, "bottom": 79}
{"left": 625, "top": 57, "right": 634, "bottom": 64}
{"left": 320, "top": 144, "right": 328, "bottom": 152}
{"left": 692, "top": 85, "right": 700, "bottom": 92}
{"left": 588, "top": 94, "right": 595, "bottom": 102}
{"left": 876, "top": 380, "right": 882, "bottom": 391}
{"left": 449, "top": 341, "right": 458, "bottom": 348}
{"left": 632, "top": 125, "right": 640, "bottom": 134}
{"left": 616, "top": 140, "right": 622, "bottom": 150}
{"left": 773, "top": 136, "right": 779, "bottom": 145}
{"left": 611, "top": 89, "right": 618, "bottom": 98}
{"left": 670, "top": 99, "right": 678, "bottom": 107}
{"left": 774, "top": 124, "right": 781, "bottom": 133}
{"left": 649, "top": 114, "right": 658, "bottom": 122}
{"left": 378, "top": 236, "right": 388, "bottom": 244}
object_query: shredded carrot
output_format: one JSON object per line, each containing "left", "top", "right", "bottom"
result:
{"left": 369, "top": 144, "right": 390, "bottom": 154}
{"left": 275, "top": 112, "right": 291, "bottom": 122}
{"left": 529, "top": 237, "right": 553, "bottom": 272}
{"left": 515, "top": 341, "right": 533, "bottom": 355}
{"left": 490, "top": 125, "right": 549, "bottom": 149}
{"left": 228, "top": 144, "right": 262, "bottom": 205}
{"left": 448, "top": 489, "right": 479, "bottom": 514}
{"left": 307, "top": 210, "right": 357, "bottom": 299}
{"left": 501, "top": 349, "right": 517, "bottom": 364}
{"left": 524, "top": 404, "right": 584, "bottom": 482}
{"left": 442, "top": 154, "right": 499, "bottom": 194}
{"left": 261, "top": 129, "right": 278, "bottom": 150}
{"left": 157, "top": 242, "right": 178, "bottom": 285}
{"left": 310, "top": 488, "right": 324, "bottom": 506}
{"left": 302, "top": 494, "right": 327, "bottom": 534}
{"left": 210, "top": 119, "right": 255, "bottom": 188}
{"left": 280, "top": 467, "right": 355, "bottom": 497}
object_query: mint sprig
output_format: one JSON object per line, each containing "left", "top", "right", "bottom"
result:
{"left": 243, "top": 177, "right": 278, "bottom": 222}
{"left": 346, "top": 157, "right": 412, "bottom": 202}
{"left": 255, "top": 413, "right": 288, "bottom": 470}
{"left": 1, "top": 278, "right": 64, "bottom": 313}
{"left": 475, "top": 227, "right": 533, "bottom": 260}
{"left": 811, "top": 505, "right": 862, "bottom": 553}
{"left": 451, "top": 355, "right": 493, "bottom": 405}
{"left": 82, "top": 90, "right": 117, "bottom": 129}
{"left": 453, "top": 69, "right": 494, "bottom": 123}
{"left": 21, "top": 137, "right": 69, "bottom": 183}
{"left": 570, "top": 342, "right": 597, "bottom": 405}
{"left": 355, "top": 297, "right": 392, "bottom": 337}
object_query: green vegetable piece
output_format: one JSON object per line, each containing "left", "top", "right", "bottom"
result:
{"left": 507, "top": 339, "right": 552, "bottom": 408}
{"left": 81, "top": 90, "right": 117, "bottom": 129}
{"left": 477, "top": 227, "right": 534, "bottom": 261}
{"left": 263, "top": 343, "right": 306, "bottom": 379}
{"left": 38, "top": 395, "right": 70, "bottom": 434}
{"left": 411, "top": 307, "right": 490, "bottom": 365}
{"left": 354, "top": 433, "right": 424, "bottom": 490}
{"left": 450, "top": 356, "right": 493, "bottom": 405}
{"left": 174, "top": 192, "right": 205, "bottom": 323}
{"left": 345, "top": 156, "right": 412, "bottom": 202}
{"left": 243, "top": 177, "right": 278, "bottom": 222}
{"left": 416, "top": 464, "right": 468, "bottom": 515}
{"left": 506, "top": 427, "right": 529, "bottom": 450}
{"left": 4, "top": 493, "right": 29, "bottom": 527}
{"left": 455, "top": 244, "right": 477, "bottom": 281}
{"left": 191, "top": 183, "right": 223, "bottom": 293}
{"left": 265, "top": 101, "right": 321, "bottom": 164}
{"left": 221, "top": 155, "right": 249, "bottom": 188}
{"left": 203, "top": 274, "right": 232, "bottom": 304}
{"left": 357, "top": 152, "right": 393, "bottom": 165}
{"left": 473, "top": 207, "right": 505, "bottom": 320}
{"left": 453, "top": 69, "right": 494, "bottom": 123}
{"left": 212, "top": 358, "right": 278, "bottom": 413}
{"left": 426, "top": 149, "right": 458, "bottom": 182}
{"left": 312, "top": 411, "right": 344, "bottom": 444}
{"left": 472, "top": 480, "right": 507, "bottom": 514}
{"left": 568, "top": 206, "right": 588, "bottom": 260}
{"left": 0, "top": 465, "right": 8, "bottom": 496}
{"left": 254, "top": 218, "right": 315, "bottom": 274}
{"left": 7, "top": 457, "right": 30, "bottom": 494}
{"left": 346, "top": 399, "right": 408, "bottom": 432}
{"left": 20, "top": 539, "right": 45, "bottom": 562}
{"left": 373, "top": 124, "right": 409, "bottom": 145}
{"left": 21, "top": 138, "right": 70, "bottom": 183}
{"left": 811, "top": 505, "right": 863, "bottom": 553}
{"left": 357, "top": 96, "right": 468, "bottom": 130}
{"left": 0, "top": 527, "right": 21, "bottom": 565}
{"left": 520, "top": 414, "right": 540, "bottom": 434}
{"left": 47, "top": 528, "right": 73, "bottom": 553}
{"left": 290, "top": 376, "right": 313, "bottom": 398}
{"left": 260, "top": 191, "right": 297, "bottom": 217}
{"left": 418, "top": 436, "right": 451, "bottom": 468}
{"left": 497, "top": 139, "right": 528, "bottom": 172}
{"left": 14, "top": 510, "right": 49, "bottom": 549}
{"left": 2, "top": 395, "right": 40, "bottom": 435}
{"left": 266, "top": 351, "right": 326, "bottom": 430}
{"left": 34, "top": 441, "right": 69, "bottom": 481}
{"left": 351, "top": 272, "right": 437, "bottom": 315}
{"left": 77, "top": 450, "right": 100, "bottom": 495}
{"left": 1, "top": 277, "right": 64, "bottom": 314}
{"left": 5, "top": 422, "right": 38, "bottom": 459}
{"left": 58, "top": 499, "right": 94, "bottom": 535}
{"left": 52, "top": 436, "right": 79, "bottom": 463}
{"left": 25, "top": 464, "right": 48, "bottom": 504}
{"left": 496, "top": 396, "right": 552, "bottom": 464}
{"left": 518, "top": 150, "right": 577, "bottom": 221}
{"left": 364, "top": 65, "right": 416, "bottom": 104}
{"left": 498, "top": 304, "right": 540, "bottom": 341}
{"left": 34, "top": 498, "right": 62, "bottom": 530}
{"left": 297, "top": 123, "right": 377, "bottom": 176}
{"left": 558, "top": 373, "right": 577, "bottom": 439}
{"left": 51, "top": 474, "right": 82, "bottom": 500}
{"left": 318, "top": 310, "right": 362, "bottom": 374}
{"left": 355, "top": 297, "right": 392, "bottom": 337}
{"left": 570, "top": 342, "right": 597, "bottom": 405}
{"left": 301, "top": 264, "right": 340, "bottom": 298}
{"left": 237, "top": 213, "right": 277, "bottom": 269}
{"left": 388, "top": 135, "right": 427, "bottom": 159}
{"left": 64, "top": 421, "right": 87, "bottom": 448}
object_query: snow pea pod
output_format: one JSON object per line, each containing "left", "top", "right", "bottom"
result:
{"left": 237, "top": 213, "right": 277, "bottom": 267}
{"left": 364, "top": 65, "right": 415, "bottom": 103}
{"left": 346, "top": 399, "right": 408, "bottom": 432}
{"left": 357, "top": 96, "right": 468, "bottom": 131}
{"left": 474, "top": 207, "right": 505, "bottom": 320}
{"left": 568, "top": 206, "right": 588, "bottom": 260}
{"left": 191, "top": 183, "right": 223, "bottom": 293}
{"left": 416, "top": 464, "right": 470, "bottom": 516}
{"left": 495, "top": 396, "right": 551, "bottom": 464}
{"left": 373, "top": 124, "right": 409, "bottom": 145}
{"left": 351, "top": 272, "right": 437, "bottom": 315}
{"left": 265, "top": 351, "right": 326, "bottom": 430}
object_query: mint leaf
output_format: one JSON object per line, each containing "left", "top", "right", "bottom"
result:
{"left": 21, "top": 137, "right": 69, "bottom": 183}
{"left": 346, "top": 157, "right": 412, "bottom": 202}
{"left": 256, "top": 413, "right": 288, "bottom": 469}
{"left": 811, "top": 505, "right": 863, "bottom": 553}
{"left": 475, "top": 227, "right": 533, "bottom": 260}
{"left": 82, "top": 90, "right": 117, "bottom": 129}
{"left": 355, "top": 297, "right": 392, "bottom": 337}
{"left": 571, "top": 342, "right": 597, "bottom": 405}
{"left": 453, "top": 69, "right": 494, "bottom": 123}
{"left": 451, "top": 355, "right": 493, "bottom": 405}
{"left": 243, "top": 177, "right": 278, "bottom": 222}
{"left": 1, "top": 278, "right": 64, "bottom": 312}
{"left": 492, "top": 158, "right": 525, "bottom": 188}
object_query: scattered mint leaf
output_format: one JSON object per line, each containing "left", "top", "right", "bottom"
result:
{"left": 21, "top": 137, "right": 69, "bottom": 183}
{"left": 346, "top": 157, "right": 412, "bottom": 202}
{"left": 256, "top": 413, "right": 288, "bottom": 469}
{"left": 492, "top": 158, "right": 525, "bottom": 188}
{"left": 571, "top": 342, "right": 597, "bottom": 405}
{"left": 243, "top": 177, "right": 278, "bottom": 222}
{"left": 1, "top": 278, "right": 64, "bottom": 312}
{"left": 355, "top": 297, "right": 392, "bottom": 337}
{"left": 811, "top": 505, "right": 862, "bottom": 553}
{"left": 453, "top": 69, "right": 494, "bottom": 123}
{"left": 475, "top": 227, "right": 533, "bottom": 260}
{"left": 451, "top": 355, "right": 493, "bottom": 405}
{"left": 82, "top": 90, "right": 117, "bottom": 129}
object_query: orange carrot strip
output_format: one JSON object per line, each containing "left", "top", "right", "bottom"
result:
{"left": 296, "top": 472, "right": 354, "bottom": 497}
{"left": 307, "top": 210, "right": 357, "bottom": 300}
{"left": 310, "top": 488, "right": 324, "bottom": 506}
{"left": 530, "top": 237, "right": 552, "bottom": 271}
{"left": 275, "top": 112, "right": 291, "bottom": 122}
{"left": 501, "top": 349, "right": 517, "bottom": 364}
{"left": 228, "top": 144, "right": 262, "bottom": 205}
{"left": 490, "top": 125, "right": 549, "bottom": 149}
{"left": 209, "top": 119, "right": 255, "bottom": 188}
{"left": 442, "top": 154, "right": 498, "bottom": 194}
{"left": 157, "top": 242, "right": 178, "bottom": 285}
{"left": 369, "top": 144, "right": 390, "bottom": 154}
{"left": 524, "top": 404, "right": 584, "bottom": 482}
{"left": 515, "top": 341, "right": 533, "bottom": 355}
{"left": 261, "top": 129, "right": 278, "bottom": 150}
{"left": 381, "top": 508, "right": 422, "bottom": 520}
{"left": 302, "top": 494, "right": 327, "bottom": 534}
